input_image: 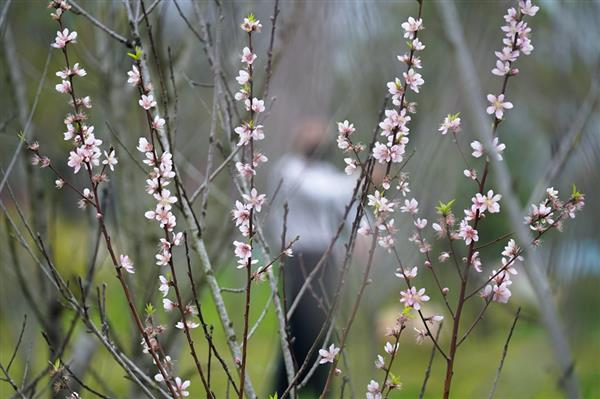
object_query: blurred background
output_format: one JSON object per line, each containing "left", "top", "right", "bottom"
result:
{"left": 1, "top": 0, "right": 599, "bottom": 398}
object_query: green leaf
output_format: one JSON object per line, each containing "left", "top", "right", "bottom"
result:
{"left": 145, "top": 302, "right": 155, "bottom": 316}
{"left": 448, "top": 112, "right": 461, "bottom": 121}
{"left": 127, "top": 46, "right": 143, "bottom": 60}
{"left": 435, "top": 199, "right": 456, "bottom": 215}
{"left": 571, "top": 183, "right": 583, "bottom": 200}
{"left": 268, "top": 393, "right": 278, "bottom": 399}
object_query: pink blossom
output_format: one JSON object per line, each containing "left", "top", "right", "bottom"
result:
{"left": 464, "top": 169, "right": 477, "bottom": 180}
{"left": 343, "top": 158, "right": 357, "bottom": 175}
{"left": 403, "top": 69, "right": 424, "bottom": 93}
{"left": 399, "top": 286, "right": 430, "bottom": 310}
{"left": 120, "top": 254, "right": 135, "bottom": 274}
{"left": 245, "top": 97, "right": 265, "bottom": 113}
{"left": 401, "top": 17, "right": 423, "bottom": 38}
{"left": 367, "top": 190, "right": 394, "bottom": 213}
{"left": 176, "top": 320, "right": 199, "bottom": 330}
{"left": 470, "top": 138, "right": 505, "bottom": 160}
{"left": 51, "top": 28, "right": 77, "bottom": 48}
{"left": 438, "top": 114, "right": 461, "bottom": 135}
{"left": 154, "top": 189, "right": 178, "bottom": 210}
{"left": 155, "top": 249, "right": 171, "bottom": 266}
{"left": 414, "top": 218, "right": 427, "bottom": 229}
{"left": 174, "top": 377, "right": 191, "bottom": 397}
{"left": 486, "top": 94, "right": 513, "bottom": 119}
{"left": 495, "top": 47, "right": 519, "bottom": 62}
{"left": 102, "top": 150, "right": 118, "bottom": 171}
{"left": 139, "top": 94, "right": 157, "bottom": 110}
{"left": 127, "top": 65, "right": 141, "bottom": 86}
{"left": 236, "top": 162, "right": 255, "bottom": 177}
{"left": 240, "top": 47, "right": 257, "bottom": 64}
{"left": 483, "top": 282, "right": 512, "bottom": 303}
{"left": 400, "top": 198, "right": 419, "bottom": 214}
{"left": 318, "top": 344, "right": 340, "bottom": 364}
{"left": 337, "top": 120, "right": 355, "bottom": 135}
{"left": 233, "top": 241, "right": 252, "bottom": 260}
{"left": 67, "top": 150, "right": 84, "bottom": 173}
{"left": 137, "top": 137, "right": 153, "bottom": 153}
{"left": 492, "top": 60, "right": 511, "bottom": 76}
{"left": 520, "top": 0, "right": 540, "bottom": 16}
{"left": 458, "top": 219, "right": 479, "bottom": 245}
{"left": 159, "top": 275, "right": 170, "bottom": 297}
{"left": 236, "top": 70, "right": 250, "bottom": 85}
{"left": 232, "top": 201, "right": 250, "bottom": 227}
{"left": 384, "top": 341, "right": 399, "bottom": 354}
{"left": 163, "top": 298, "right": 176, "bottom": 311}
{"left": 55, "top": 80, "right": 72, "bottom": 94}
{"left": 471, "top": 251, "right": 482, "bottom": 272}
{"left": 242, "top": 188, "right": 266, "bottom": 212}
{"left": 240, "top": 17, "right": 262, "bottom": 33}
{"left": 395, "top": 266, "right": 418, "bottom": 280}
{"left": 411, "top": 38, "right": 425, "bottom": 51}
{"left": 367, "top": 380, "right": 382, "bottom": 399}
{"left": 414, "top": 328, "right": 428, "bottom": 344}
{"left": 473, "top": 190, "right": 502, "bottom": 214}
{"left": 152, "top": 115, "right": 165, "bottom": 130}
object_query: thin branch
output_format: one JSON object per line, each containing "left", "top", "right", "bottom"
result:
{"left": 70, "top": 0, "right": 130, "bottom": 46}
{"left": 488, "top": 308, "right": 521, "bottom": 399}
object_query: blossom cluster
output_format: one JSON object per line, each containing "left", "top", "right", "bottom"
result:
{"left": 49, "top": 19, "right": 117, "bottom": 195}
{"left": 231, "top": 15, "right": 269, "bottom": 270}
{"left": 126, "top": 45, "right": 197, "bottom": 395}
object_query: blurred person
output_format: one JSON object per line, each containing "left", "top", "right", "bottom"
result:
{"left": 269, "top": 117, "right": 358, "bottom": 397}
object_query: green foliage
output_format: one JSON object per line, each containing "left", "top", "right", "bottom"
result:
{"left": 145, "top": 302, "right": 155, "bottom": 316}
{"left": 127, "top": 46, "right": 143, "bottom": 60}
{"left": 435, "top": 199, "right": 456, "bottom": 216}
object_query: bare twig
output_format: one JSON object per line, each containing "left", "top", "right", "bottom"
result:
{"left": 488, "top": 308, "right": 521, "bottom": 399}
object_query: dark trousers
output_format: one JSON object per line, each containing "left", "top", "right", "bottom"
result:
{"left": 275, "top": 251, "right": 334, "bottom": 397}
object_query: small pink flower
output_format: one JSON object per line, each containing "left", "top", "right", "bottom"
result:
{"left": 486, "top": 94, "right": 513, "bottom": 119}
{"left": 152, "top": 115, "right": 165, "bottom": 130}
{"left": 401, "top": 16, "right": 423, "bottom": 39}
{"left": 51, "top": 29, "right": 77, "bottom": 48}
{"left": 491, "top": 60, "right": 510, "bottom": 76}
{"left": 242, "top": 188, "right": 266, "bottom": 212}
{"left": 174, "top": 376, "right": 191, "bottom": 397}
{"left": 158, "top": 275, "right": 170, "bottom": 297}
{"left": 55, "top": 80, "right": 72, "bottom": 94}
{"left": 236, "top": 70, "right": 250, "bottom": 85}
{"left": 241, "top": 47, "right": 257, "bottom": 65}
{"left": 367, "top": 380, "right": 382, "bottom": 399}
{"left": 232, "top": 201, "right": 250, "bottom": 227}
{"left": 240, "top": 17, "right": 262, "bottom": 33}
{"left": 127, "top": 65, "right": 141, "bottom": 86}
{"left": 163, "top": 298, "right": 176, "bottom": 311}
{"left": 233, "top": 241, "right": 252, "bottom": 261}
{"left": 519, "top": 0, "right": 539, "bottom": 16}
{"left": 399, "top": 286, "right": 430, "bottom": 310}
{"left": 343, "top": 158, "right": 357, "bottom": 175}
{"left": 120, "top": 254, "right": 135, "bottom": 274}
{"left": 137, "top": 137, "right": 153, "bottom": 153}
{"left": 318, "top": 344, "right": 340, "bottom": 364}
{"left": 400, "top": 198, "right": 419, "bottom": 214}
{"left": 403, "top": 68, "right": 424, "bottom": 93}
{"left": 139, "top": 94, "right": 157, "bottom": 110}
{"left": 337, "top": 120, "right": 356, "bottom": 135}
{"left": 102, "top": 150, "right": 118, "bottom": 171}
{"left": 438, "top": 114, "right": 461, "bottom": 135}
{"left": 458, "top": 219, "right": 479, "bottom": 245}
